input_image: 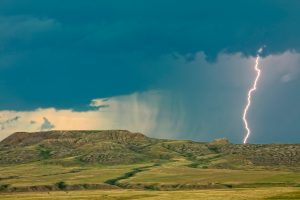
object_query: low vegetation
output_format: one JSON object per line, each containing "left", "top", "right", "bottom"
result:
{"left": 0, "top": 130, "right": 299, "bottom": 198}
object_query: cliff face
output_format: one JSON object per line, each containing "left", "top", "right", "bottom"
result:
{"left": 0, "top": 130, "right": 299, "bottom": 167}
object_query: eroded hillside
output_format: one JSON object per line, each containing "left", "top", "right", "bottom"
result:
{"left": 0, "top": 130, "right": 299, "bottom": 168}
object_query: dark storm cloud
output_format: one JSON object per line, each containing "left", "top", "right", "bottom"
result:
{"left": 0, "top": 1, "right": 299, "bottom": 110}
{"left": 0, "top": 0, "right": 298, "bottom": 55}
{"left": 0, "top": 15, "right": 60, "bottom": 43}
{"left": 0, "top": 0, "right": 299, "bottom": 143}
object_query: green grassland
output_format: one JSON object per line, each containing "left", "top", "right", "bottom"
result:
{"left": 0, "top": 162, "right": 149, "bottom": 187}
{"left": 0, "top": 130, "right": 299, "bottom": 199}
{"left": 122, "top": 167, "right": 300, "bottom": 186}
{"left": 1, "top": 157, "right": 299, "bottom": 190}
{"left": 121, "top": 158, "right": 300, "bottom": 188}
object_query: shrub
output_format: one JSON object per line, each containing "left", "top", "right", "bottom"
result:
{"left": 0, "top": 184, "right": 9, "bottom": 191}
{"left": 37, "top": 145, "right": 51, "bottom": 159}
{"left": 55, "top": 181, "right": 67, "bottom": 190}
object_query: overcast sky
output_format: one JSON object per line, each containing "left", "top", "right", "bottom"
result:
{"left": 0, "top": 0, "right": 300, "bottom": 143}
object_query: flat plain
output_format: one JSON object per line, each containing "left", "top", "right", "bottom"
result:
{"left": 1, "top": 188, "right": 300, "bottom": 200}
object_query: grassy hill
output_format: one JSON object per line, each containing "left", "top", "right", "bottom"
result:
{"left": 0, "top": 130, "right": 299, "bottom": 196}
{"left": 1, "top": 130, "right": 299, "bottom": 167}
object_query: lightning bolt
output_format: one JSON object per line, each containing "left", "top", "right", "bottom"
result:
{"left": 242, "top": 48, "right": 263, "bottom": 144}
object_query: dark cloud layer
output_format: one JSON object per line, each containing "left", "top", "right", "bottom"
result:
{"left": 0, "top": 0, "right": 300, "bottom": 110}
{"left": 0, "top": 1, "right": 299, "bottom": 55}
{"left": 0, "top": 1, "right": 299, "bottom": 143}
